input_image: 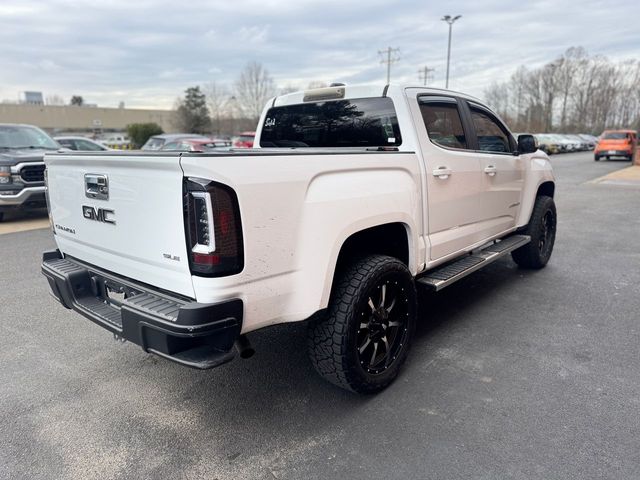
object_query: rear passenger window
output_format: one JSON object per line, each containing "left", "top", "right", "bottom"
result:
{"left": 469, "top": 106, "right": 511, "bottom": 153}
{"left": 419, "top": 100, "right": 467, "bottom": 149}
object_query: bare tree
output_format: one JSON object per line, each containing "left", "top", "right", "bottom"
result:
{"left": 234, "top": 62, "right": 276, "bottom": 122}
{"left": 555, "top": 47, "right": 586, "bottom": 130}
{"left": 46, "top": 94, "right": 66, "bottom": 106}
{"left": 307, "top": 81, "right": 328, "bottom": 89}
{"left": 539, "top": 62, "right": 559, "bottom": 131}
{"left": 204, "top": 82, "right": 231, "bottom": 135}
{"left": 485, "top": 47, "right": 640, "bottom": 134}
{"left": 279, "top": 85, "right": 299, "bottom": 95}
{"left": 484, "top": 81, "right": 511, "bottom": 122}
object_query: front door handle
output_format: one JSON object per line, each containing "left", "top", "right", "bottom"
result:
{"left": 432, "top": 166, "right": 452, "bottom": 179}
{"left": 484, "top": 165, "right": 497, "bottom": 176}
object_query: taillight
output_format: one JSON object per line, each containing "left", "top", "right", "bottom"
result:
{"left": 184, "top": 178, "right": 243, "bottom": 276}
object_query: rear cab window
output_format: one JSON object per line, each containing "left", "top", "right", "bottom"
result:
{"left": 260, "top": 97, "right": 402, "bottom": 148}
{"left": 419, "top": 96, "right": 468, "bottom": 149}
{"left": 467, "top": 103, "right": 513, "bottom": 154}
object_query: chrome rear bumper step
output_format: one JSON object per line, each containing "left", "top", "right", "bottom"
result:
{"left": 417, "top": 234, "right": 531, "bottom": 291}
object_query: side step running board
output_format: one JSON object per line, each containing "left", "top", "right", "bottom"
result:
{"left": 417, "top": 234, "right": 531, "bottom": 291}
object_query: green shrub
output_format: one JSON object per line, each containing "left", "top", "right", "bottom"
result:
{"left": 126, "top": 123, "right": 164, "bottom": 148}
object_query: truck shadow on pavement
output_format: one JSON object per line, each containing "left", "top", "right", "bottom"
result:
{"left": 178, "top": 258, "right": 540, "bottom": 406}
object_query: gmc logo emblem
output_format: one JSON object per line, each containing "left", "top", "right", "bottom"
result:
{"left": 82, "top": 205, "right": 116, "bottom": 225}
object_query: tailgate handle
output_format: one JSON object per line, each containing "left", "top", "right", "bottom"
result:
{"left": 85, "top": 174, "right": 109, "bottom": 200}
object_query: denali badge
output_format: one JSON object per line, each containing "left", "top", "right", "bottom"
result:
{"left": 82, "top": 205, "right": 116, "bottom": 224}
{"left": 54, "top": 224, "right": 76, "bottom": 235}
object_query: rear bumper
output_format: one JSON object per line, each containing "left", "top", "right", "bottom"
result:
{"left": 0, "top": 186, "right": 46, "bottom": 207}
{"left": 595, "top": 150, "right": 631, "bottom": 158}
{"left": 41, "top": 250, "right": 243, "bottom": 369}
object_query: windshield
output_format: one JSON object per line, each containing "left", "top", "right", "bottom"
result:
{"left": 0, "top": 125, "right": 59, "bottom": 149}
{"left": 260, "top": 97, "right": 402, "bottom": 148}
{"left": 602, "top": 132, "right": 629, "bottom": 140}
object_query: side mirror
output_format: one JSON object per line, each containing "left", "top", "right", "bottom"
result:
{"left": 517, "top": 134, "right": 537, "bottom": 154}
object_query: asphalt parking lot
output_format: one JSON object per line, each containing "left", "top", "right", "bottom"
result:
{"left": 1, "top": 152, "right": 639, "bottom": 480}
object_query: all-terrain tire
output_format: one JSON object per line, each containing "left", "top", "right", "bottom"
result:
{"left": 511, "top": 195, "right": 557, "bottom": 269}
{"left": 307, "top": 255, "right": 417, "bottom": 394}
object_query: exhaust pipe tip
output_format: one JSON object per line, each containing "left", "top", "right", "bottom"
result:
{"left": 235, "top": 335, "right": 255, "bottom": 359}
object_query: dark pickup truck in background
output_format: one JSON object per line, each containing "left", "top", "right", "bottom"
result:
{"left": 0, "top": 124, "right": 59, "bottom": 221}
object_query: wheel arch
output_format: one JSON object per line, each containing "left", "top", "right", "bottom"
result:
{"left": 321, "top": 220, "right": 415, "bottom": 308}
{"left": 536, "top": 181, "right": 555, "bottom": 199}
{"left": 516, "top": 161, "right": 556, "bottom": 228}
{"left": 335, "top": 222, "right": 411, "bottom": 270}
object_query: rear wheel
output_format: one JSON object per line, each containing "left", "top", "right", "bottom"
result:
{"left": 0, "top": 212, "right": 4, "bottom": 222}
{"left": 511, "top": 195, "right": 557, "bottom": 269}
{"left": 307, "top": 255, "right": 417, "bottom": 394}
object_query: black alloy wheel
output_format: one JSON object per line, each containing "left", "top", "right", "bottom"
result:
{"left": 307, "top": 255, "right": 417, "bottom": 393}
{"left": 537, "top": 208, "right": 556, "bottom": 260}
{"left": 511, "top": 195, "right": 557, "bottom": 269}
{"left": 356, "top": 279, "right": 410, "bottom": 375}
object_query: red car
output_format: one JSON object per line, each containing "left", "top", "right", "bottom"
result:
{"left": 160, "top": 138, "right": 231, "bottom": 152}
{"left": 232, "top": 131, "right": 255, "bottom": 148}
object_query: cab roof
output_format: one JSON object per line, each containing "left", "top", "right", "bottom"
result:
{"left": 271, "top": 84, "right": 483, "bottom": 107}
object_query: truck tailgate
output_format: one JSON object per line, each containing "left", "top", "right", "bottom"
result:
{"left": 45, "top": 153, "right": 195, "bottom": 298}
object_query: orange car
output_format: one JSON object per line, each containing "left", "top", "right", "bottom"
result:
{"left": 594, "top": 130, "right": 637, "bottom": 162}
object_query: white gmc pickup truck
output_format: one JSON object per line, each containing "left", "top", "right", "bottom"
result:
{"left": 42, "top": 84, "right": 556, "bottom": 393}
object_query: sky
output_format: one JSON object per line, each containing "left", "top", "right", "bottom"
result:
{"left": 1, "top": 0, "right": 638, "bottom": 109}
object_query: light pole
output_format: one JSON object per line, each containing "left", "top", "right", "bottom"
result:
{"left": 441, "top": 14, "right": 461, "bottom": 89}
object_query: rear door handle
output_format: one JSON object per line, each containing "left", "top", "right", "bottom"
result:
{"left": 484, "top": 165, "right": 497, "bottom": 176}
{"left": 432, "top": 166, "right": 452, "bottom": 179}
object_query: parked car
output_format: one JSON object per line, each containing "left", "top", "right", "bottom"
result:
{"left": 594, "top": 130, "right": 638, "bottom": 162}
{"left": 578, "top": 134, "right": 597, "bottom": 150}
{"left": 0, "top": 124, "right": 59, "bottom": 221}
{"left": 232, "top": 131, "right": 255, "bottom": 148}
{"left": 99, "top": 133, "right": 131, "bottom": 149}
{"left": 42, "top": 84, "right": 556, "bottom": 393}
{"left": 160, "top": 138, "right": 232, "bottom": 152}
{"left": 534, "top": 134, "right": 560, "bottom": 155}
{"left": 141, "top": 133, "right": 210, "bottom": 151}
{"left": 550, "top": 134, "right": 573, "bottom": 152}
{"left": 55, "top": 136, "right": 110, "bottom": 151}
{"left": 567, "top": 134, "right": 589, "bottom": 151}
